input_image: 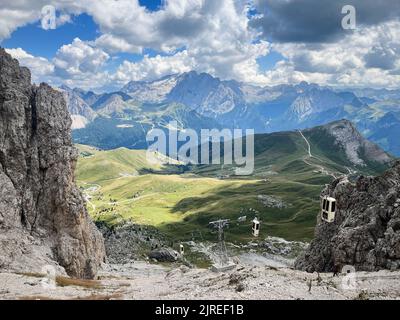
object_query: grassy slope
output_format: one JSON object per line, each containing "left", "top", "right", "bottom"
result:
{"left": 76, "top": 145, "right": 162, "bottom": 182}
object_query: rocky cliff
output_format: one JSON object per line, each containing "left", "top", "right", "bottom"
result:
{"left": 0, "top": 48, "right": 105, "bottom": 279}
{"left": 295, "top": 161, "right": 400, "bottom": 272}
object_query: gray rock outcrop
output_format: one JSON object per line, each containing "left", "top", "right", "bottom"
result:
{"left": 97, "top": 222, "right": 168, "bottom": 264}
{"left": 295, "top": 161, "right": 400, "bottom": 272}
{"left": 0, "top": 48, "right": 105, "bottom": 279}
{"left": 149, "top": 248, "right": 180, "bottom": 262}
{"left": 314, "top": 119, "right": 392, "bottom": 167}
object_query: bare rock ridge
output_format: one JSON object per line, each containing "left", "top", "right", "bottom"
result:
{"left": 310, "top": 119, "right": 392, "bottom": 167}
{"left": 0, "top": 48, "right": 105, "bottom": 279}
{"left": 295, "top": 161, "right": 400, "bottom": 272}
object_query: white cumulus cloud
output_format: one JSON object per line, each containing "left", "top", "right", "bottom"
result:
{"left": 2, "top": 0, "right": 400, "bottom": 89}
{"left": 53, "top": 38, "right": 109, "bottom": 77}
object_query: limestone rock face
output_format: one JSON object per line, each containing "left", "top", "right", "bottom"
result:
{"left": 0, "top": 48, "right": 105, "bottom": 279}
{"left": 295, "top": 161, "right": 400, "bottom": 272}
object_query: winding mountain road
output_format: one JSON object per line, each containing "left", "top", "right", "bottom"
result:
{"left": 298, "top": 130, "right": 338, "bottom": 179}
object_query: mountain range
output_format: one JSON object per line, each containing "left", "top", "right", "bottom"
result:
{"left": 61, "top": 72, "right": 400, "bottom": 156}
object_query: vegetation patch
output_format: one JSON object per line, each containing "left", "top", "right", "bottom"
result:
{"left": 55, "top": 276, "right": 104, "bottom": 289}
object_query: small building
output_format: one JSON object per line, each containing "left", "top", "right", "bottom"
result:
{"left": 252, "top": 218, "right": 260, "bottom": 237}
{"left": 321, "top": 196, "right": 336, "bottom": 223}
{"left": 179, "top": 244, "right": 184, "bottom": 256}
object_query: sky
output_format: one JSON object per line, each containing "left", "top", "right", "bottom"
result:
{"left": 1, "top": 0, "right": 399, "bottom": 92}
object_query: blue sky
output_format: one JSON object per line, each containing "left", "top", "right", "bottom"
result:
{"left": 3, "top": 14, "right": 99, "bottom": 59}
{"left": 1, "top": 1, "right": 399, "bottom": 91}
{"left": 2, "top": 2, "right": 167, "bottom": 61}
{"left": 139, "top": 0, "right": 163, "bottom": 11}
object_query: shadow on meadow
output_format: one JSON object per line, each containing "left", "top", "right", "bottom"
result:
{"left": 157, "top": 179, "right": 322, "bottom": 242}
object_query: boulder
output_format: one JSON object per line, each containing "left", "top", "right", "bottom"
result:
{"left": 149, "top": 248, "right": 180, "bottom": 262}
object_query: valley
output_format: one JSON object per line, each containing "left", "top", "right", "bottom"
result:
{"left": 76, "top": 120, "right": 392, "bottom": 255}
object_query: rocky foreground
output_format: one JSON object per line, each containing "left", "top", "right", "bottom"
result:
{"left": 1, "top": 261, "right": 400, "bottom": 300}
{"left": 296, "top": 161, "right": 400, "bottom": 272}
{"left": 0, "top": 48, "right": 105, "bottom": 279}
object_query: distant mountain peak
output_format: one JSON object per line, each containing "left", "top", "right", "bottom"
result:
{"left": 59, "top": 84, "right": 72, "bottom": 92}
{"left": 121, "top": 74, "right": 180, "bottom": 104}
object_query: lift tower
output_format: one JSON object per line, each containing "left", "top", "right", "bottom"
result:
{"left": 208, "top": 219, "right": 235, "bottom": 271}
